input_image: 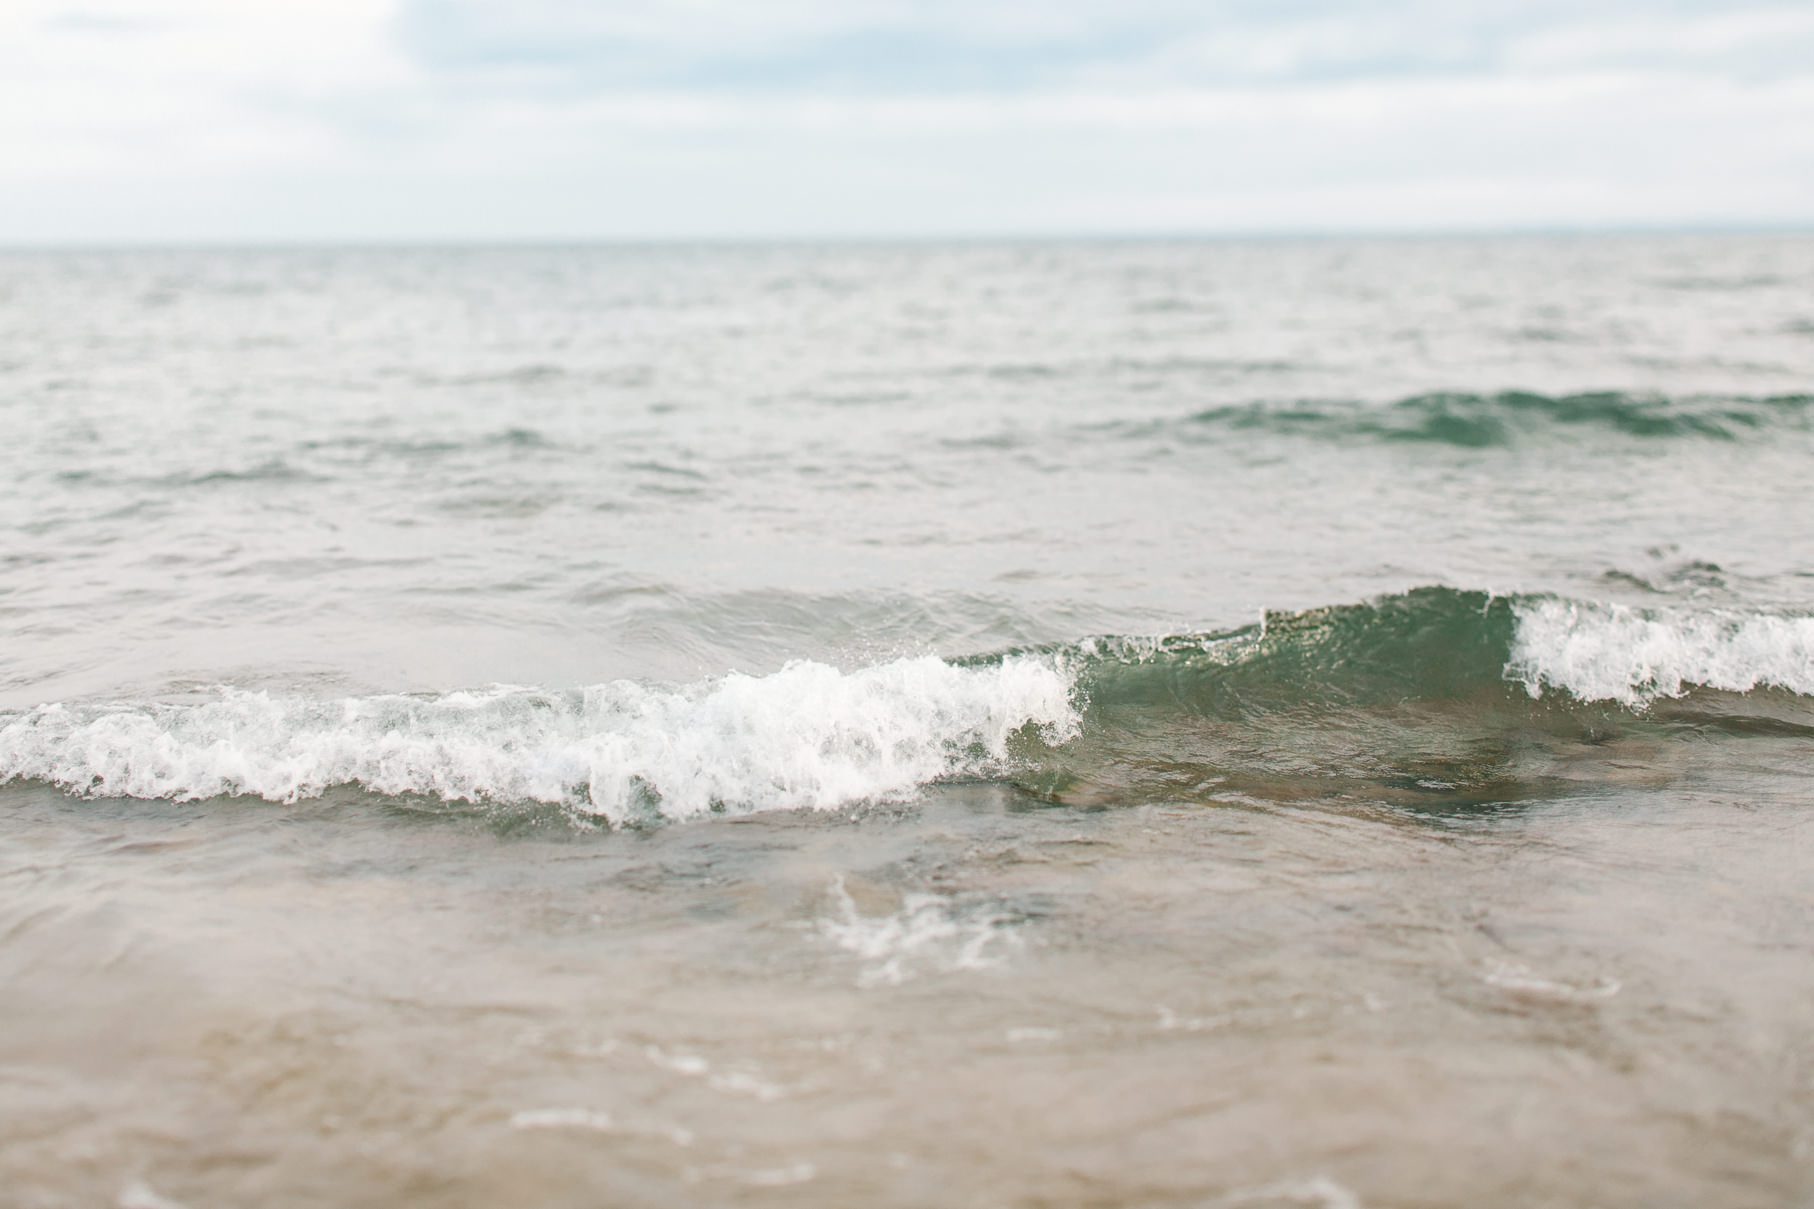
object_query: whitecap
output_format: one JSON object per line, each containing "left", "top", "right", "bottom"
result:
{"left": 1507, "top": 600, "right": 1814, "bottom": 706}
{"left": 0, "top": 655, "right": 1078, "bottom": 825}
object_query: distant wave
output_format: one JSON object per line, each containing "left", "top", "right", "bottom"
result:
{"left": 4, "top": 589, "right": 1811, "bottom": 820}
{"left": 1153, "top": 391, "right": 1814, "bottom": 447}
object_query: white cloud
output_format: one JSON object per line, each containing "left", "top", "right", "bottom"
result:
{"left": 1, "top": 0, "right": 1809, "bottom": 240}
{"left": 1507, "top": 6, "right": 1814, "bottom": 74}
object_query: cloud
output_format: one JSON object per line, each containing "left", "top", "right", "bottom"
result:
{"left": 390, "top": 0, "right": 1814, "bottom": 90}
{"left": 0, "top": 0, "right": 1809, "bottom": 240}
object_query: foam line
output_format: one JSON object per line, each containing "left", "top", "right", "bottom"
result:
{"left": 0, "top": 656, "right": 1078, "bottom": 823}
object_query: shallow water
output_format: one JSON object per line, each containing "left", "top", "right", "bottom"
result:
{"left": 3, "top": 235, "right": 1813, "bottom": 1206}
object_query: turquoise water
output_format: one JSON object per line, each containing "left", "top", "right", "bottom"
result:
{"left": 3, "top": 235, "right": 1813, "bottom": 1207}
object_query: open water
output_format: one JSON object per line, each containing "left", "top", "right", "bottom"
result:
{"left": 3, "top": 235, "right": 1813, "bottom": 1207}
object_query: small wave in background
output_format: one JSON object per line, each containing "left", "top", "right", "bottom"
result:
{"left": 1163, "top": 390, "right": 1814, "bottom": 447}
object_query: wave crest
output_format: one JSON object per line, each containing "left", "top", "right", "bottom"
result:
{"left": 1508, "top": 600, "right": 1814, "bottom": 706}
{"left": 1069, "top": 589, "right": 1814, "bottom": 715}
{"left": 0, "top": 657, "right": 1078, "bottom": 823}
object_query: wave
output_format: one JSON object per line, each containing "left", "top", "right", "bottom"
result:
{"left": 3, "top": 589, "right": 1810, "bottom": 820}
{"left": 0, "top": 658, "right": 1077, "bottom": 824}
{"left": 1165, "top": 391, "right": 1814, "bottom": 448}
{"left": 1069, "top": 588, "right": 1814, "bottom": 712}
{"left": 1507, "top": 598, "right": 1814, "bottom": 705}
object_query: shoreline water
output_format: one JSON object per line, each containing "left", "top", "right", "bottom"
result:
{"left": 6, "top": 767, "right": 1812, "bottom": 1207}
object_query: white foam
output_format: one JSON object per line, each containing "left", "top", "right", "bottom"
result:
{"left": 0, "top": 656, "right": 1078, "bottom": 825}
{"left": 736, "top": 1163, "right": 817, "bottom": 1188}
{"left": 644, "top": 1046, "right": 784, "bottom": 1100}
{"left": 1209, "top": 1176, "right": 1365, "bottom": 1209}
{"left": 819, "top": 876, "right": 1022, "bottom": 987}
{"left": 509, "top": 1108, "right": 615, "bottom": 1132}
{"left": 1508, "top": 600, "right": 1814, "bottom": 706}
{"left": 1482, "top": 962, "right": 1621, "bottom": 1003}
{"left": 118, "top": 1182, "right": 189, "bottom": 1209}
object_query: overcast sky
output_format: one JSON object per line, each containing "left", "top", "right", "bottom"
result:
{"left": 4, "top": 0, "right": 1812, "bottom": 242}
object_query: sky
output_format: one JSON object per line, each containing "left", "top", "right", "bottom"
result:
{"left": 2, "top": 0, "right": 1812, "bottom": 242}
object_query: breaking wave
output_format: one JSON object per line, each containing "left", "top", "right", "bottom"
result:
{"left": 1067, "top": 588, "right": 1814, "bottom": 713}
{"left": 1507, "top": 598, "right": 1814, "bottom": 705}
{"left": 3, "top": 589, "right": 1810, "bottom": 820}
{"left": 0, "top": 658, "right": 1078, "bottom": 824}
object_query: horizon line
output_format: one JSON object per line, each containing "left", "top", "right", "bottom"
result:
{"left": 3, "top": 220, "right": 1811, "bottom": 252}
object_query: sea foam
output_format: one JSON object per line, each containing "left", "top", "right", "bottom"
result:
{"left": 0, "top": 656, "right": 1078, "bottom": 823}
{"left": 1508, "top": 599, "right": 1814, "bottom": 706}
{"left": 819, "top": 876, "right": 1022, "bottom": 987}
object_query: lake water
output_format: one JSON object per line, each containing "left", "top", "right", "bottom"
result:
{"left": 3, "top": 235, "right": 1813, "bottom": 1207}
